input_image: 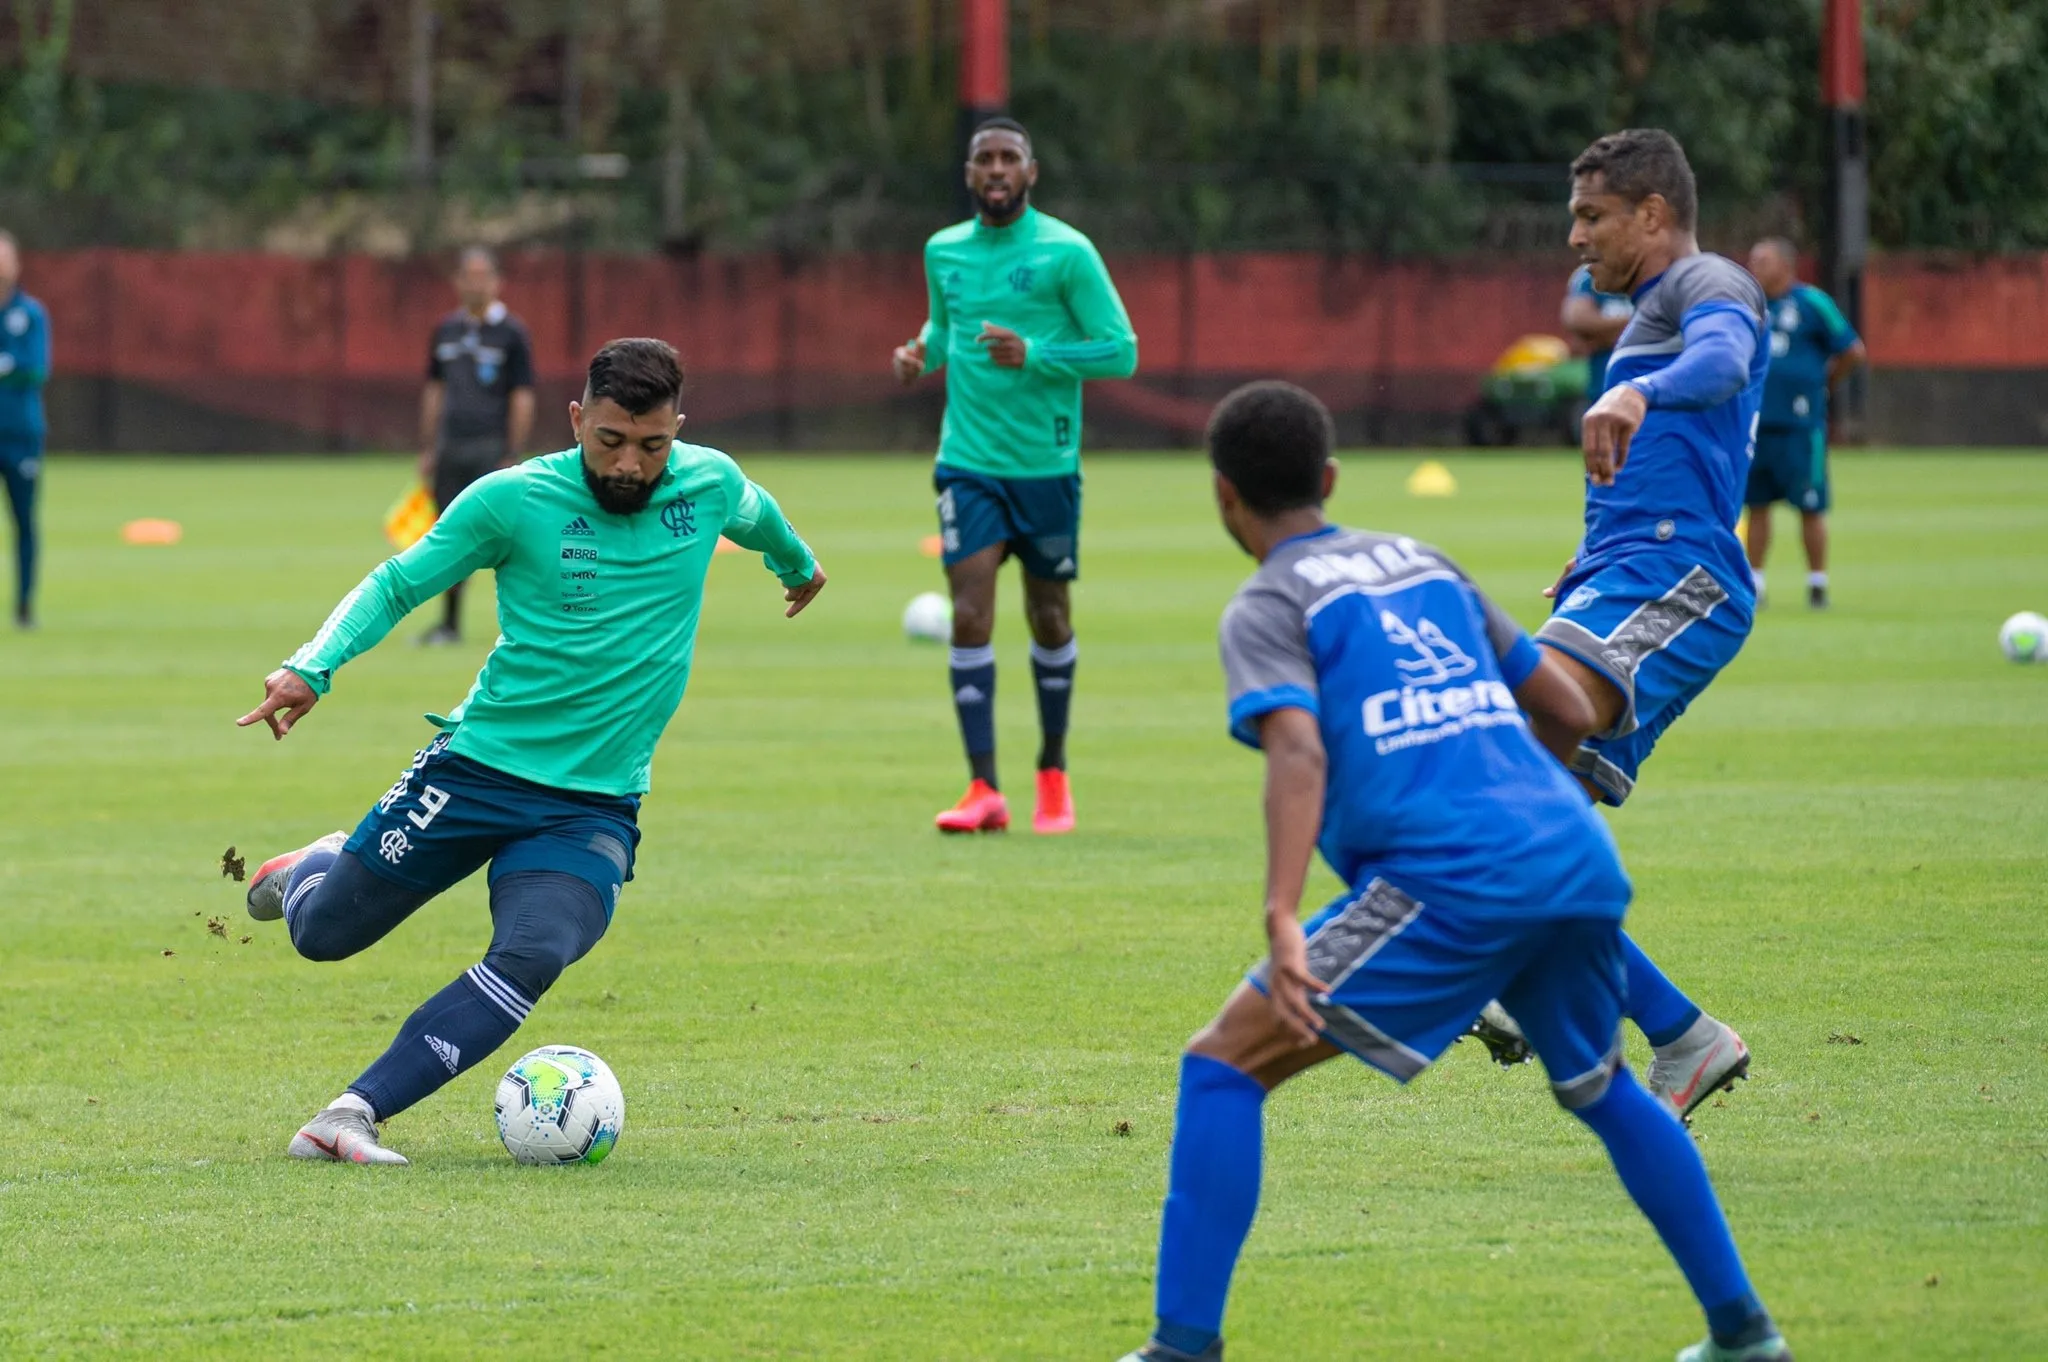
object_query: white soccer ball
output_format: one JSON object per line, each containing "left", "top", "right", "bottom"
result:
{"left": 902, "top": 591, "right": 952, "bottom": 643}
{"left": 494, "top": 1044, "right": 625, "bottom": 1165}
{"left": 1999, "top": 611, "right": 2048, "bottom": 664}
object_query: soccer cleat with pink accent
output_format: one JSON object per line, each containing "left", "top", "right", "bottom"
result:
{"left": 935, "top": 779, "right": 1010, "bottom": 834}
{"left": 243, "top": 830, "right": 347, "bottom": 922}
{"left": 1032, "top": 768, "right": 1075, "bottom": 835}
{"left": 287, "top": 1105, "right": 409, "bottom": 1165}
{"left": 1646, "top": 1014, "right": 1751, "bottom": 1122}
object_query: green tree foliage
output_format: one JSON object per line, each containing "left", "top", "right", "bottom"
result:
{"left": 0, "top": 0, "right": 2041, "bottom": 253}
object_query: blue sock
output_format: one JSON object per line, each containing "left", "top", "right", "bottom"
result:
{"left": 280, "top": 845, "right": 342, "bottom": 935}
{"left": 1624, "top": 932, "right": 1704, "bottom": 1047}
{"left": 1152, "top": 1053, "right": 1268, "bottom": 1353}
{"left": 950, "top": 644, "right": 998, "bottom": 788}
{"left": 1573, "top": 1071, "right": 1774, "bottom": 1347}
{"left": 347, "top": 963, "right": 533, "bottom": 1120}
{"left": 1029, "top": 638, "right": 1076, "bottom": 771}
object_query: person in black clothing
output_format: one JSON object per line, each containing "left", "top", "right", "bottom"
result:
{"left": 417, "top": 245, "right": 536, "bottom": 644}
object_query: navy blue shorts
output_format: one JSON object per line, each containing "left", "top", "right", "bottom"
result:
{"left": 1249, "top": 880, "right": 1626, "bottom": 1108}
{"left": 1747, "top": 425, "right": 1830, "bottom": 512}
{"left": 1536, "top": 554, "right": 1753, "bottom": 806}
{"left": 344, "top": 735, "right": 641, "bottom": 919}
{"left": 934, "top": 464, "right": 1081, "bottom": 580}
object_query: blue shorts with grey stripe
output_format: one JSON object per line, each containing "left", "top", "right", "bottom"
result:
{"left": 1536, "top": 552, "right": 1754, "bottom": 806}
{"left": 1249, "top": 880, "right": 1626, "bottom": 1108}
{"left": 343, "top": 734, "right": 641, "bottom": 916}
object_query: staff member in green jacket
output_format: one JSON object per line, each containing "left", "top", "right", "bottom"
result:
{"left": 893, "top": 118, "right": 1138, "bottom": 837}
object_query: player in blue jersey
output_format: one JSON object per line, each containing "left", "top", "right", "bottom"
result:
{"left": 1743, "top": 237, "right": 1865, "bottom": 609}
{"left": 0, "top": 232, "right": 50, "bottom": 629}
{"left": 1562, "top": 261, "right": 1635, "bottom": 397}
{"left": 1466, "top": 131, "right": 1768, "bottom": 1122}
{"left": 1116, "top": 382, "right": 1791, "bottom": 1362}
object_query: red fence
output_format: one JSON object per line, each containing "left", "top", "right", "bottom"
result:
{"left": 27, "top": 249, "right": 2048, "bottom": 450}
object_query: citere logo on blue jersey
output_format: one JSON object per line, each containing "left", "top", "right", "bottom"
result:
{"left": 1381, "top": 612, "right": 1477, "bottom": 685}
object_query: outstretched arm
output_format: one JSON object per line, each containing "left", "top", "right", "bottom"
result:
{"left": 723, "top": 474, "right": 826, "bottom": 617}
{"left": 238, "top": 480, "right": 516, "bottom": 738}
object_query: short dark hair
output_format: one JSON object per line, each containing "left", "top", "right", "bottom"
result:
{"left": 970, "top": 116, "right": 1032, "bottom": 155}
{"left": 1207, "top": 381, "right": 1334, "bottom": 515}
{"left": 455, "top": 244, "right": 498, "bottom": 273}
{"left": 1570, "top": 129, "right": 1698, "bottom": 231}
{"left": 585, "top": 338, "right": 683, "bottom": 415}
{"left": 1752, "top": 235, "right": 1797, "bottom": 266}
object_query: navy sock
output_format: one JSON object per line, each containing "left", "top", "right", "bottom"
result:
{"left": 280, "top": 845, "right": 343, "bottom": 935}
{"left": 348, "top": 963, "right": 533, "bottom": 1120}
{"left": 1152, "top": 1053, "right": 1267, "bottom": 1353}
{"left": 2, "top": 453, "right": 35, "bottom": 616}
{"left": 1624, "top": 932, "right": 1703, "bottom": 1047}
{"left": 1573, "top": 1070, "right": 1772, "bottom": 1347}
{"left": 1030, "top": 638, "right": 1076, "bottom": 771}
{"left": 950, "top": 644, "right": 998, "bottom": 788}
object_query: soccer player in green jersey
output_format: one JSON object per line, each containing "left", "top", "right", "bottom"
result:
{"left": 892, "top": 117, "right": 1138, "bottom": 835}
{"left": 1742, "top": 237, "right": 1866, "bottom": 609}
{"left": 230, "top": 339, "right": 826, "bottom": 1165}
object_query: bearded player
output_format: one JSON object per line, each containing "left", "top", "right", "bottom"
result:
{"left": 892, "top": 117, "right": 1138, "bottom": 836}
{"left": 1485, "top": 130, "right": 1765, "bottom": 1122}
{"left": 231, "top": 339, "right": 826, "bottom": 1165}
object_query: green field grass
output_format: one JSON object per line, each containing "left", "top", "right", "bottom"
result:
{"left": 1, "top": 451, "right": 2043, "bottom": 1360}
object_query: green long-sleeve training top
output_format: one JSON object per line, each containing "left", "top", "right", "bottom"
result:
{"left": 284, "top": 443, "right": 818, "bottom": 796}
{"left": 915, "top": 206, "right": 1138, "bottom": 479}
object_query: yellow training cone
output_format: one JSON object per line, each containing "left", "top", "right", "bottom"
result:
{"left": 122, "top": 518, "right": 183, "bottom": 545}
{"left": 1406, "top": 460, "right": 1458, "bottom": 498}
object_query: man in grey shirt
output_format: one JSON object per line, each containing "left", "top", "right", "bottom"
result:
{"left": 418, "top": 246, "right": 536, "bottom": 645}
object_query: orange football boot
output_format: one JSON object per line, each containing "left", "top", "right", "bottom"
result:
{"left": 1032, "top": 768, "right": 1075, "bottom": 835}
{"left": 935, "top": 779, "right": 1010, "bottom": 834}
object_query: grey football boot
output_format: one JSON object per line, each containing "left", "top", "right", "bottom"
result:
{"left": 1117, "top": 1342, "right": 1222, "bottom": 1362}
{"left": 288, "top": 1104, "right": 409, "bottom": 1165}
{"left": 242, "top": 830, "right": 347, "bottom": 922}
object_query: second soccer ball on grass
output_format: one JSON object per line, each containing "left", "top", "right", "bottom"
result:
{"left": 902, "top": 591, "right": 952, "bottom": 643}
{"left": 1998, "top": 611, "right": 2048, "bottom": 663}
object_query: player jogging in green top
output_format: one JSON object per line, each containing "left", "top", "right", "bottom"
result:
{"left": 893, "top": 116, "right": 1138, "bottom": 836}
{"left": 230, "top": 339, "right": 826, "bottom": 1165}
{"left": 1742, "top": 237, "right": 1866, "bottom": 609}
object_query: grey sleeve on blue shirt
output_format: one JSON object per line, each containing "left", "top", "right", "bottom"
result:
{"left": 1664, "top": 253, "right": 1766, "bottom": 323}
{"left": 1220, "top": 583, "right": 1319, "bottom": 746}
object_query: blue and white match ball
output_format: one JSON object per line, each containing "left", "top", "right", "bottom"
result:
{"left": 902, "top": 591, "right": 952, "bottom": 643}
{"left": 494, "top": 1044, "right": 624, "bottom": 1165}
{"left": 1998, "top": 611, "right": 2048, "bottom": 664}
